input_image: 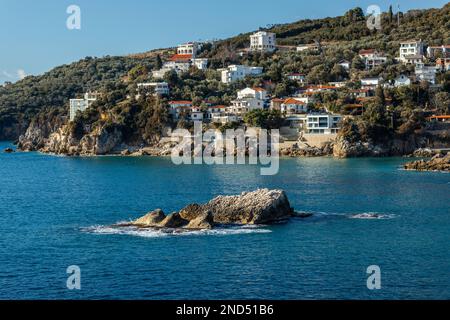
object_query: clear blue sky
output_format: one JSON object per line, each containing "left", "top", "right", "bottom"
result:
{"left": 0, "top": 0, "right": 448, "bottom": 84}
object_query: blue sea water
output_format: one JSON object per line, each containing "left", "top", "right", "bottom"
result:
{"left": 0, "top": 141, "right": 449, "bottom": 300}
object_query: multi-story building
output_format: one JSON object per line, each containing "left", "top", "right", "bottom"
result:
{"left": 69, "top": 92, "right": 98, "bottom": 121}
{"left": 237, "top": 87, "right": 267, "bottom": 101}
{"left": 286, "top": 73, "right": 306, "bottom": 83}
{"left": 137, "top": 82, "right": 169, "bottom": 96}
{"left": 229, "top": 97, "right": 264, "bottom": 116}
{"left": 250, "top": 31, "right": 276, "bottom": 52}
{"left": 177, "top": 42, "right": 201, "bottom": 58}
{"left": 399, "top": 40, "right": 425, "bottom": 63}
{"left": 359, "top": 49, "right": 388, "bottom": 70}
{"left": 192, "top": 58, "right": 209, "bottom": 70}
{"left": 168, "top": 100, "right": 193, "bottom": 120}
{"left": 220, "top": 65, "right": 263, "bottom": 84}
{"left": 306, "top": 114, "right": 342, "bottom": 134}
{"left": 360, "top": 77, "right": 382, "bottom": 89}
{"left": 415, "top": 65, "right": 437, "bottom": 84}
{"left": 280, "top": 98, "right": 308, "bottom": 114}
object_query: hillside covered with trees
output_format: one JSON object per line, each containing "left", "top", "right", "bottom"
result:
{"left": 1, "top": 3, "right": 449, "bottom": 145}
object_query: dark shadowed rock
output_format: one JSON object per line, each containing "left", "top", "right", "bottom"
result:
{"left": 158, "top": 212, "right": 188, "bottom": 228}
{"left": 4, "top": 148, "right": 14, "bottom": 153}
{"left": 185, "top": 210, "right": 214, "bottom": 230}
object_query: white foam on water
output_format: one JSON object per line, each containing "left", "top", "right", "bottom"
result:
{"left": 296, "top": 211, "right": 398, "bottom": 220}
{"left": 348, "top": 212, "right": 398, "bottom": 220}
{"left": 82, "top": 224, "right": 272, "bottom": 238}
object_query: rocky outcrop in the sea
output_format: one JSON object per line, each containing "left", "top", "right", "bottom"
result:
{"left": 126, "top": 189, "right": 294, "bottom": 230}
{"left": 280, "top": 142, "right": 333, "bottom": 157}
{"left": 3, "top": 148, "right": 14, "bottom": 153}
{"left": 332, "top": 135, "right": 429, "bottom": 158}
{"left": 404, "top": 153, "right": 450, "bottom": 172}
{"left": 19, "top": 122, "right": 124, "bottom": 156}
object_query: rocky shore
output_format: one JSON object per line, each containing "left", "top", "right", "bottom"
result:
{"left": 404, "top": 153, "right": 450, "bottom": 172}
{"left": 119, "top": 189, "right": 295, "bottom": 231}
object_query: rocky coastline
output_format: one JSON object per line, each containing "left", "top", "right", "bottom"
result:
{"left": 118, "top": 189, "right": 296, "bottom": 231}
{"left": 15, "top": 119, "right": 449, "bottom": 159}
{"left": 404, "top": 153, "right": 450, "bottom": 172}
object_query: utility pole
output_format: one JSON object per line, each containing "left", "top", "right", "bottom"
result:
{"left": 397, "top": 4, "right": 400, "bottom": 27}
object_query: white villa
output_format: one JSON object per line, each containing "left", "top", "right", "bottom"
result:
{"left": 338, "top": 60, "right": 351, "bottom": 70}
{"left": 192, "top": 58, "right": 209, "bottom": 70}
{"left": 399, "top": 40, "right": 425, "bottom": 63}
{"left": 237, "top": 87, "right": 267, "bottom": 100}
{"left": 394, "top": 74, "right": 411, "bottom": 87}
{"left": 361, "top": 77, "right": 382, "bottom": 89}
{"left": 306, "top": 114, "right": 342, "bottom": 134}
{"left": 286, "top": 73, "right": 306, "bottom": 83}
{"left": 69, "top": 92, "right": 98, "bottom": 121}
{"left": 168, "top": 100, "right": 192, "bottom": 120}
{"left": 220, "top": 65, "right": 263, "bottom": 83}
{"left": 177, "top": 42, "right": 201, "bottom": 58}
{"left": 137, "top": 82, "right": 169, "bottom": 96}
{"left": 359, "top": 49, "right": 388, "bottom": 70}
{"left": 280, "top": 98, "right": 308, "bottom": 114}
{"left": 229, "top": 97, "right": 264, "bottom": 116}
{"left": 250, "top": 31, "right": 276, "bottom": 52}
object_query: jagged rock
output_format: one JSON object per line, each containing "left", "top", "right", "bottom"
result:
{"left": 412, "top": 148, "right": 438, "bottom": 158}
{"left": 4, "top": 148, "right": 14, "bottom": 153}
{"left": 333, "top": 136, "right": 370, "bottom": 158}
{"left": 158, "top": 212, "right": 188, "bottom": 228}
{"left": 179, "top": 204, "right": 204, "bottom": 220}
{"left": 132, "top": 209, "right": 166, "bottom": 227}
{"left": 404, "top": 152, "right": 450, "bottom": 172}
{"left": 121, "top": 149, "right": 131, "bottom": 156}
{"left": 128, "top": 189, "right": 294, "bottom": 230}
{"left": 185, "top": 211, "right": 214, "bottom": 230}
{"left": 205, "top": 189, "right": 293, "bottom": 224}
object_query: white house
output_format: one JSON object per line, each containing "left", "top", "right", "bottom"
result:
{"left": 361, "top": 77, "right": 381, "bottom": 89}
{"left": 280, "top": 98, "right": 308, "bottom": 114}
{"left": 399, "top": 40, "right": 425, "bottom": 63}
{"left": 237, "top": 87, "right": 267, "bottom": 100}
{"left": 220, "top": 65, "right": 263, "bottom": 84}
{"left": 168, "top": 100, "right": 192, "bottom": 119}
{"left": 394, "top": 74, "right": 411, "bottom": 87}
{"left": 69, "top": 92, "right": 98, "bottom": 121}
{"left": 287, "top": 73, "right": 306, "bottom": 82}
{"left": 359, "top": 49, "right": 387, "bottom": 70}
{"left": 229, "top": 97, "right": 264, "bottom": 116}
{"left": 137, "top": 82, "right": 169, "bottom": 96}
{"left": 338, "top": 60, "right": 351, "bottom": 70}
{"left": 250, "top": 31, "right": 276, "bottom": 52}
{"left": 192, "top": 58, "right": 208, "bottom": 70}
{"left": 190, "top": 106, "right": 204, "bottom": 121}
{"left": 402, "top": 54, "right": 425, "bottom": 66}
{"left": 296, "top": 43, "right": 324, "bottom": 52}
{"left": 306, "top": 114, "right": 342, "bottom": 134}
{"left": 415, "top": 65, "right": 437, "bottom": 84}
{"left": 211, "top": 114, "right": 238, "bottom": 124}
{"left": 177, "top": 42, "right": 201, "bottom": 58}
